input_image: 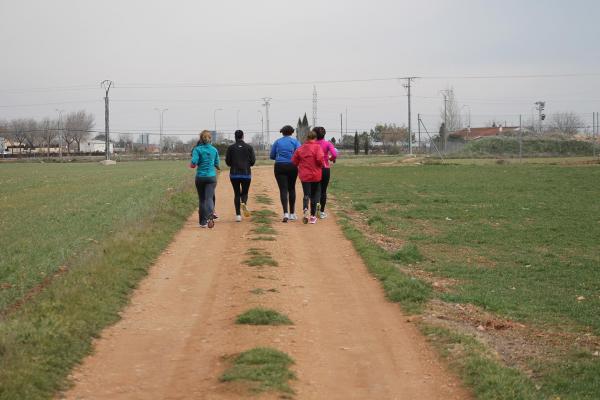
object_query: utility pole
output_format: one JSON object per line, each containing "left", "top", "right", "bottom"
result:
{"left": 340, "top": 113, "right": 343, "bottom": 140}
{"left": 441, "top": 90, "right": 449, "bottom": 150}
{"left": 519, "top": 114, "right": 523, "bottom": 162}
{"left": 403, "top": 77, "right": 417, "bottom": 155}
{"left": 55, "top": 108, "right": 65, "bottom": 161}
{"left": 345, "top": 107, "right": 348, "bottom": 142}
{"left": 154, "top": 108, "right": 168, "bottom": 158}
{"left": 312, "top": 86, "right": 317, "bottom": 128}
{"left": 213, "top": 108, "right": 223, "bottom": 143}
{"left": 262, "top": 97, "right": 271, "bottom": 150}
{"left": 101, "top": 80, "right": 113, "bottom": 160}
{"left": 417, "top": 113, "right": 421, "bottom": 151}
{"left": 257, "top": 110, "right": 264, "bottom": 150}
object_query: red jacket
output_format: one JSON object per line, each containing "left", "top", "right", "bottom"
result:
{"left": 292, "top": 140, "right": 325, "bottom": 182}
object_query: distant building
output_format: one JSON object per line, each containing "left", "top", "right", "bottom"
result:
{"left": 80, "top": 139, "right": 114, "bottom": 153}
{"left": 138, "top": 133, "right": 150, "bottom": 145}
{"left": 450, "top": 126, "right": 519, "bottom": 141}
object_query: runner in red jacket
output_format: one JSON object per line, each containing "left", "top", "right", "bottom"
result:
{"left": 292, "top": 129, "right": 325, "bottom": 224}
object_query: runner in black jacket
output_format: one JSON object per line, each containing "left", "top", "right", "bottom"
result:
{"left": 225, "top": 130, "right": 256, "bottom": 222}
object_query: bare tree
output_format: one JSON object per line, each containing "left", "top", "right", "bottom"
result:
{"left": 24, "top": 119, "right": 44, "bottom": 155}
{"left": 161, "top": 136, "right": 177, "bottom": 152}
{"left": 548, "top": 112, "right": 583, "bottom": 136}
{"left": 440, "top": 87, "right": 462, "bottom": 133}
{"left": 118, "top": 133, "right": 134, "bottom": 152}
{"left": 65, "top": 110, "right": 94, "bottom": 152}
{"left": 10, "top": 119, "right": 29, "bottom": 155}
{"left": 373, "top": 123, "right": 409, "bottom": 148}
{"left": 39, "top": 118, "right": 58, "bottom": 156}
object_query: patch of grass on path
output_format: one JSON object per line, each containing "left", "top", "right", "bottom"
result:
{"left": 220, "top": 347, "right": 295, "bottom": 394}
{"left": 0, "top": 162, "right": 196, "bottom": 400}
{"left": 255, "top": 194, "right": 273, "bottom": 205}
{"left": 250, "top": 235, "right": 276, "bottom": 241}
{"left": 236, "top": 307, "right": 292, "bottom": 325}
{"left": 244, "top": 248, "right": 278, "bottom": 267}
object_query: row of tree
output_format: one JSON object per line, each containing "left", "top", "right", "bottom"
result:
{"left": 0, "top": 111, "right": 94, "bottom": 154}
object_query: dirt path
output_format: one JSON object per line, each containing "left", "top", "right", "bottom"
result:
{"left": 62, "top": 166, "right": 470, "bottom": 400}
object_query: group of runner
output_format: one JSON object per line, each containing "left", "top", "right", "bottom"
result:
{"left": 189, "top": 125, "right": 337, "bottom": 228}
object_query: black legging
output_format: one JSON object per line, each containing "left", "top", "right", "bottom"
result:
{"left": 274, "top": 163, "right": 298, "bottom": 214}
{"left": 319, "top": 168, "right": 331, "bottom": 212}
{"left": 301, "top": 181, "right": 321, "bottom": 217}
{"left": 230, "top": 178, "right": 251, "bottom": 215}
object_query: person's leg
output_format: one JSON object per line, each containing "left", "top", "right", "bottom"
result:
{"left": 230, "top": 178, "right": 242, "bottom": 215}
{"left": 198, "top": 180, "right": 209, "bottom": 225}
{"left": 195, "top": 177, "right": 204, "bottom": 224}
{"left": 288, "top": 165, "right": 298, "bottom": 214}
{"left": 310, "top": 182, "right": 320, "bottom": 217}
{"left": 320, "top": 168, "right": 330, "bottom": 212}
{"left": 274, "top": 164, "right": 289, "bottom": 214}
{"left": 240, "top": 179, "right": 251, "bottom": 205}
{"left": 204, "top": 182, "right": 216, "bottom": 225}
{"left": 301, "top": 181, "right": 311, "bottom": 212}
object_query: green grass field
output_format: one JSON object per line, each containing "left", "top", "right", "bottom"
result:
{"left": 331, "top": 159, "right": 600, "bottom": 399}
{"left": 0, "top": 161, "right": 196, "bottom": 399}
{"left": 0, "top": 162, "right": 190, "bottom": 311}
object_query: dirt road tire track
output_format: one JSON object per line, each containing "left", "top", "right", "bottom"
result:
{"left": 62, "top": 166, "right": 470, "bottom": 400}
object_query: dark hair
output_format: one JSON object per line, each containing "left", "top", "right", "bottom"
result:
{"left": 280, "top": 125, "right": 294, "bottom": 136}
{"left": 313, "top": 126, "right": 326, "bottom": 140}
{"left": 235, "top": 130, "right": 244, "bottom": 140}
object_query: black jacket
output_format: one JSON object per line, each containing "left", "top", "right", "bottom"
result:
{"left": 225, "top": 140, "right": 256, "bottom": 176}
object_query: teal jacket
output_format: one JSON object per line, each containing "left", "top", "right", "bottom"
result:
{"left": 190, "top": 143, "right": 220, "bottom": 177}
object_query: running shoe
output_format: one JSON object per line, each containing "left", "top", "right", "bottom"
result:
{"left": 212, "top": 211, "right": 219, "bottom": 220}
{"left": 282, "top": 213, "right": 289, "bottom": 223}
{"left": 302, "top": 209, "right": 309, "bottom": 224}
{"left": 309, "top": 216, "right": 317, "bottom": 224}
{"left": 319, "top": 211, "right": 328, "bottom": 219}
{"left": 241, "top": 203, "right": 251, "bottom": 218}
{"left": 289, "top": 213, "right": 297, "bottom": 221}
{"left": 207, "top": 216, "right": 215, "bottom": 229}
{"left": 235, "top": 215, "right": 242, "bottom": 222}
{"left": 199, "top": 223, "right": 208, "bottom": 228}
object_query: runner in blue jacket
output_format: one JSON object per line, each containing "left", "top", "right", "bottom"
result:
{"left": 270, "top": 125, "right": 301, "bottom": 222}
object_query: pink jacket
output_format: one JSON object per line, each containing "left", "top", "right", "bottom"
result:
{"left": 316, "top": 139, "right": 338, "bottom": 168}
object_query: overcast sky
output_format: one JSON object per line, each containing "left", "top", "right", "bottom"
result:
{"left": 1, "top": 0, "right": 599, "bottom": 143}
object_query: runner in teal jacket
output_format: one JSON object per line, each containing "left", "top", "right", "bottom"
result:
{"left": 190, "top": 132, "right": 220, "bottom": 228}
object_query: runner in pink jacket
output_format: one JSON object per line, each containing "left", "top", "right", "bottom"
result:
{"left": 314, "top": 127, "right": 338, "bottom": 219}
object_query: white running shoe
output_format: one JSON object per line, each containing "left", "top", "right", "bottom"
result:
{"left": 319, "top": 211, "right": 328, "bottom": 219}
{"left": 282, "top": 213, "right": 289, "bottom": 223}
{"left": 235, "top": 215, "right": 242, "bottom": 222}
{"left": 302, "top": 209, "right": 309, "bottom": 224}
{"left": 199, "top": 223, "right": 208, "bottom": 228}
{"left": 289, "top": 213, "right": 297, "bottom": 221}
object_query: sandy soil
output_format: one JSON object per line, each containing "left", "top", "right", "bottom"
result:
{"left": 61, "top": 166, "right": 470, "bottom": 400}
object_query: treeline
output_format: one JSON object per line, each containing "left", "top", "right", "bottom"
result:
{"left": 0, "top": 111, "right": 94, "bottom": 154}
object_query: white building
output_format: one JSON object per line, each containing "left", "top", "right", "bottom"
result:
{"left": 80, "top": 140, "right": 114, "bottom": 153}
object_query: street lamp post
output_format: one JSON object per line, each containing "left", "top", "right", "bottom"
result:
{"left": 154, "top": 108, "right": 168, "bottom": 158}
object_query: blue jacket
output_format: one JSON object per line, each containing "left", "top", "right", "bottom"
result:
{"left": 270, "top": 136, "right": 300, "bottom": 163}
{"left": 191, "top": 143, "right": 220, "bottom": 177}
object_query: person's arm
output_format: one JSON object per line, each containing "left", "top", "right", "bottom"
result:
{"left": 269, "top": 141, "right": 277, "bottom": 160}
{"left": 249, "top": 145, "right": 256, "bottom": 166}
{"left": 225, "top": 145, "right": 232, "bottom": 167}
{"left": 190, "top": 147, "right": 198, "bottom": 168}
{"left": 291, "top": 148, "right": 300, "bottom": 166}
{"left": 213, "top": 148, "right": 220, "bottom": 170}
{"left": 328, "top": 142, "right": 338, "bottom": 162}
{"left": 316, "top": 146, "right": 325, "bottom": 168}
